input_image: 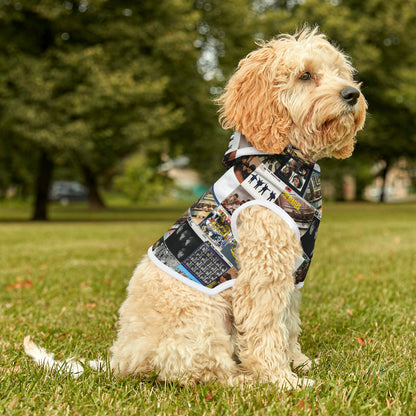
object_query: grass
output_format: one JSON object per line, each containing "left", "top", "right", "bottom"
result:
{"left": 0, "top": 201, "right": 415, "bottom": 415}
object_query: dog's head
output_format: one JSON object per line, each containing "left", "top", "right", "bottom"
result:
{"left": 218, "top": 27, "right": 367, "bottom": 160}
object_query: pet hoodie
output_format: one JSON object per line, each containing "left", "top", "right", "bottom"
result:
{"left": 148, "top": 132, "right": 322, "bottom": 296}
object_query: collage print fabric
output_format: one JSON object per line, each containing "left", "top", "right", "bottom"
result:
{"left": 148, "top": 132, "right": 322, "bottom": 295}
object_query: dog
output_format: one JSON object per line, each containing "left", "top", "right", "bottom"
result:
{"left": 25, "top": 27, "right": 366, "bottom": 389}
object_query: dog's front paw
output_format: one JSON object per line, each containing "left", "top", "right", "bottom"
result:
{"left": 293, "top": 355, "right": 319, "bottom": 373}
{"left": 299, "top": 377, "right": 315, "bottom": 388}
{"left": 279, "top": 374, "right": 315, "bottom": 390}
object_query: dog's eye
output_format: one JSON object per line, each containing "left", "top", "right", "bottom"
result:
{"left": 299, "top": 72, "right": 312, "bottom": 81}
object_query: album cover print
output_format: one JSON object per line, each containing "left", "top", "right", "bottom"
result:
{"left": 233, "top": 155, "right": 262, "bottom": 183}
{"left": 198, "top": 207, "right": 233, "bottom": 248}
{"left": 239, "top": 163, "right": 287, "bottom": 203}
{"left": 222, "top": 163, "right": 289, "bottom": 216}
{"left": 303, "top": 170, "right": 322, "bottom": 210}
{"left": 276, "top": 190, "right": 316, "bottom": 236}
{"left": 190, "top": 189, "right": 218, "bottom": 225}
{"left": 220, "top": 239, "right": 238, "bottom": 268}
{"left": 204, "top": 266, "right": 239, "bottom": 288}
{"left": 275, "top": 157, "right": 314, "bottom": 197}
{"left": 164, "top": 220, "right": 205, "bottom": 262}
{"left": 260, "top": 155, "right": 285, "bottom": 176}
{"left": 300, "top": 212, "right": 321, "bottom": 258}
{"left": 260, "top": 150, "right": 315, "bottom": 198}
{"left": 163, "top": 208, "right": 191, "bottom": 239}
{"left": 181, "top": 243, "right": 230, "bottom": 286}
{"left": 294, "top": 254, "right": 311, "bottom": 286}
{"left": 153, "top": 238, "right": 181, "bottom": 269}
{"left": 221, "top": 186, "right": 254, "bottom": 214}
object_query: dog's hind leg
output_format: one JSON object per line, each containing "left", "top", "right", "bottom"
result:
{"left": 232, "top": 205, "right": 314, "bottom": 388}
{"left": 110, "top": 258, "right": 242, "bottom": 384}
{"left": 152, "top": 303, "right": 241, "bottom": 385}
{"left": 285, "top": 289, "right": 315, "bottom": 373}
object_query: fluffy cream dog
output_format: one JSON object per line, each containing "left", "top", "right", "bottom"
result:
{"left": 109, "top": 28, "right": 366, "bottom": 388}
{"left": 25, "top": 28, "right": 366, "bottom": 388}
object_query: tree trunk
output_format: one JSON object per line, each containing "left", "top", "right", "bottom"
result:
{"left": 80, "top": 163, "right": 106, "bottom": 209}
{"left": 379, "top": 159, "right": 391, "bottom": 203}
{"left": 32, "top": 150, "right": 54, "bottom": 221}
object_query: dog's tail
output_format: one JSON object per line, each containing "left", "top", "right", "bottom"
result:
{"left": 23, "top": 336, "right": 106, "bottom": 378}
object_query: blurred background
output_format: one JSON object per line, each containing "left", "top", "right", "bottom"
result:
{"left": 0, "top": 0, "right": 415, "bottom": 220}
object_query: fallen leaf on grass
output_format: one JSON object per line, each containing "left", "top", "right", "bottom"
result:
{"left": 6, "top": 280, "right": 33, "bottom": 290}
{"left": 298, "top": 399, "right": 312, "bottom": 411}
{"left": 354, "top": 274, "right": 364, "bottom": 281}
{"left": 346, "top": 308, "right": 353, "bottom": 316}
{"left": 85, "top": 303, "right": 97, "bottom": 309}
{"left": 337, "top": 297, "right": 345, "bottom": 308}
{"left": 355, "top": 337, "right": 366, "bottom": 346}
{"left": 204, "top": 391, "right": 213, "bottom": 402}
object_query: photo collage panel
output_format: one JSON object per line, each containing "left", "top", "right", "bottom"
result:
{"left": 232, "top": 155, "right": 262, "bottom": 183}
{"left": 294, "top": 253, "right": 311, "bottom": 286}
{"left": 303, "top": 170, "right": 322, "bottom": 210}
{"left": 151, "top": 150, "right": 322, "bottom": 290}
{"left": 265, "top": 155, "right": 315, "bottom": 197}
{"left": 152, "top": 188, "right": 239, "bottom": 289}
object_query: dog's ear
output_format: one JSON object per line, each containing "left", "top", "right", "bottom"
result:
{"left": 218, "top": 44, "right": 292, "bottom": 154}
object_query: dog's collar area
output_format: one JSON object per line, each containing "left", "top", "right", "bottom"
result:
{"left": 222, "top": 132, "right": 315, "bottom": 168}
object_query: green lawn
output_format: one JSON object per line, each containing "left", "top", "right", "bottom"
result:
{"left": 0, "top": 202, "right": 415, "bottom": 415}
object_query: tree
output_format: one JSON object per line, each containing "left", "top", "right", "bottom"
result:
{"left": 0, "top": 1, "right": 195, "bottom": 219}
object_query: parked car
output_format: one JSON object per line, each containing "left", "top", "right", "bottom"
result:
{"left": 49, "top": 181, "right": 89, "bottom": 205}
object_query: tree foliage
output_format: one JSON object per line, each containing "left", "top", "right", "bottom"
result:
{"left": 0, "top": 0, "right": 199, "bottom": 217}
{"left": 1, "top": 0, "right": 415, "bottom": 212}
{"left": 114, "top": 153, "right": 172, "bottom": 203}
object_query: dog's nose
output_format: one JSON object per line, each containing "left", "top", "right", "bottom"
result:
{"left": 340, "top": 87, "right": 360, "bottom": 106}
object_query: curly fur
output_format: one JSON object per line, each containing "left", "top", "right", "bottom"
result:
{"left": 109, "top": 28, "right": 366, "bottom": 388}
{"left": 25, "top": 27, "right": 366, "bottom": 389}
